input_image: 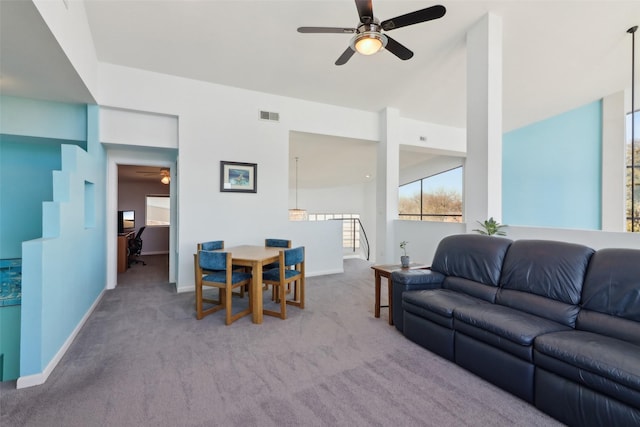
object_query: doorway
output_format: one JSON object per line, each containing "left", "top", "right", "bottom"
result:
{"left": 116, "top": 164, "right": 172, "bottom": 285}
{"left": 106, "top": 148, "right": 177, "bottom": 290}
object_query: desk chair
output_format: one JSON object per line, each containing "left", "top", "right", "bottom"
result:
{"left": 128, "top": 226, "right": 146, "bottom": 267}
{"left": 194, "top": 250, "right": 252, "bottom": 324}
{"left": 262, "top": 246, "right": 305, "bottom": 320}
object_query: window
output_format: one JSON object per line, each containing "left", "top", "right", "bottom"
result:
{"left": 146, "top": 195, "right": 170, "bottom": 226}
{"left": 626, "top": 110, "right": 640, "bottom": 232}
{"left": 399, "top": 167, "right": 463, "bottom": 222}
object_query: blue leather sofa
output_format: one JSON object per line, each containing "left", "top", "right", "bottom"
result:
{"left": 391, "top": 234, "right": 640, "bottom": 426}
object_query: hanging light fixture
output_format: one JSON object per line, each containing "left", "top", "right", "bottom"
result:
{"left": 352, "top": 31, "right": 387, "bottom": 55}
{"left": 160, "top": 168, "right": 170, "bottom": 185}
{"left": 288, "top": 157, "right": 308, "bottom": 221}
{"left": 629, "top": 25, "right": 638, "bottom": 231}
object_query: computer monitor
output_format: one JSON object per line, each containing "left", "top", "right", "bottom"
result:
{"left": 118, "top": 210, "right": 135, "bottom": 233}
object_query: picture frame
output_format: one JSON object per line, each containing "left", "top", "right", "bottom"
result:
{"left": 220, "top": 161, "right": 257, "bottom": 193}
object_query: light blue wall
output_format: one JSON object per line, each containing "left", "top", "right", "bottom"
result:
{"left": 0, "top": 97, "right": 106, "bottom": 382}
{"left": 503, "top": 101, "right": 602, "bottom": 229}
{"left": 0, "top": 136, "right": 68, "bottom": 258}
{"left": 0, "top": 96, "right": 87, "bottom": 258}
{"left": 22, "top": 103, "right": 106, "bottom": 379}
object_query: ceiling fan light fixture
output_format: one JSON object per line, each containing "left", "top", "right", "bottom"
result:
{"left": 352, "top": 31, "right": 387, "bottom": 55}
{"left": 160, "top": 168, "right": 170, "bottom": 185}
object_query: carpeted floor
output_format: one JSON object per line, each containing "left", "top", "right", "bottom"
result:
{"left": 0, "top": 256, "right": 562, "bottom": 426}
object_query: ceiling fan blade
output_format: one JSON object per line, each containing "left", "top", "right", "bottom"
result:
{"left": 381, "top": 5, "right": 446, "bottom": 31}
{"left": 384, "top": 36, "right": 413, "bottom": 61}
{"left": 335, "top": 47, "right": 356, "bottom": 66}
{"left": 298, "top": 27, "right": 355, "bottom": 34}
{"left": 355, "top": 0, "right": 374, "bottom": 25}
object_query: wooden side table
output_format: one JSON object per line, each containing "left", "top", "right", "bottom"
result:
{"left": 371, "top": 263, "right": 429, "bottom": 325}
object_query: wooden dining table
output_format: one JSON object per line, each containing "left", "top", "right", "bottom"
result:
{"left": 218, "top": 245, "right": 280, "bottom": 324}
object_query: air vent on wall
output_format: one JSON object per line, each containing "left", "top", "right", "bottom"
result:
{"left": 259, "top": 110, "right": 280, "bottom": 122}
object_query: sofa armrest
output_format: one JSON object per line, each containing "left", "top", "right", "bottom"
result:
{"left": 391, "top": 269, "right": 445, "bottom": 332}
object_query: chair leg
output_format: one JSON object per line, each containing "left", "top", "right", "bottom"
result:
{"left": 196, "top": 281, "right": 203, "bottom": 320}
{"left": 279, "top": 281, "right": 287, "bottom": 319}
{"left": 225, "top": 285, "right": 233, "bottom": 325}
{"left": 299, "top": 277, "right": 305, "bottom": 309}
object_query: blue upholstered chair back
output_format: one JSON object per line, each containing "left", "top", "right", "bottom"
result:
{"left": 199, "top": 251, "right": 228, "bottom": 271}
{"left": 266, "top": 238, "right": 291, "bottom": 248}
{"left": 201, "top": 240, "right": 224, "bottom": 251}
{"left": 284, "top": 247, "right": 304, "bottom": 267}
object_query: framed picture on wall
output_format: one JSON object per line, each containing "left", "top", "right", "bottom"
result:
{"left": 220, "top": 161, "right": 257, "bottom": 193}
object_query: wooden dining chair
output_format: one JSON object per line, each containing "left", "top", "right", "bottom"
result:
{"left": 264, "top": 238, "right": 292, "bottom": 296}
{"left": 262, "top": 246, "right": 305, "bottom": 320}
{"left": 197, "top": 240, "right": 245, "bottom": 298}
{"left": 194, "top": 250, "right": 252, "bottom": 324}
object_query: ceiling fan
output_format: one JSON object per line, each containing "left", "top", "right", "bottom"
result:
{"left": 135, "top": 167, "right": 171, "bottom": 184}
{"left": 297, "top": 0, "right": 446, "bottom": 65}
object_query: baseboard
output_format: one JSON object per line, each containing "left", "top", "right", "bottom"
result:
{"left": 140, "top": 250, "right": 169, "bottom": 256}
{"left": 176, "top": 284, "right": 193, "bottom": 294}
{"left": 16, "top": 288, "right": 106, "bottom": 389}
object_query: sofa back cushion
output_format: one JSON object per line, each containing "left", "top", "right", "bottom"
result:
{"left": 577, "top": 248, "right": 640, "bottom": 345}
{"left": 443, "top": 276, "right": 501, "bottom": 303}
{"left": 497, "top": 240, "right": 594, "bottom": 326}
{"left": 431, "top": 234, "right": 512, "bottom": 287}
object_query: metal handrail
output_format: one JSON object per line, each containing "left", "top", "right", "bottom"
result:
{"left": 330, "top": 218, "right": 370, "bottom": 261}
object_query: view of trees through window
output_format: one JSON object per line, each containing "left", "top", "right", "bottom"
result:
{"left": 626, "top": 110, "right": 639, "bottom": 232}
{"left": 399, "top": 167, "right": 463, "bottom": 222}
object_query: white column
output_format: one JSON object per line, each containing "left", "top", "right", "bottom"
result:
{"left": 464, "top": 13, "right": 503, "bottom": 230}
{"left": 601, "top": 91, "right": 626, "bottom": 231}
{"left": 376, "top": 107, "right": 400, "bottom": 263}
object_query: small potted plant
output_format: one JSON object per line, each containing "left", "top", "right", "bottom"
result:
{"left": 400, "top": 241, "right": 410, "bottom": 268}
{"left": 473, "top": 217, "right": 508, "bottom": 236}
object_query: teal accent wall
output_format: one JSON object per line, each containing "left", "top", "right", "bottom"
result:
{"left": 0, "top": 135, "right": 69, "bottom": 258}
{"left": 503, "top": 101, "right": 602, "bottom": 229}
{"left": 0, "top": 97, "right": 106, "bottom": 383}
{"left": 21, "top": 104, "right": 106, "bottom": 379}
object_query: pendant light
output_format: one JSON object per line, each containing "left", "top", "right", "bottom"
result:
{"left": 288, "top": 157, "right": 308, "bottom": 221}
{"left": 629, "top": 25, "right": 638, "bottom": 231}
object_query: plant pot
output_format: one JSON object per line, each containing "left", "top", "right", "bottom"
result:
{"left": 400, "top": 256, "right": 410, "bottom": 268}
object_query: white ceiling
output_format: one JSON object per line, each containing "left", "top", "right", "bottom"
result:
{"left": 81, "top": 0, "right": 640, "bottom": 131}
{"left": 2, "top": 1, "right": 639, "bottom": 188}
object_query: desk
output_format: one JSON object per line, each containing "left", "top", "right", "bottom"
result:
{"left": 220, "top": 245, "right": 280, "bottom": 324}
{"left": 117, "top": 231, "right": 135, "bottom": 273}
{"left": 371, "top": 263, "right": 429, "bottom": 326}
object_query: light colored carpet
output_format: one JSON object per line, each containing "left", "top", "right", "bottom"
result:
{"left": 0, "top": 256, "right": 562, "bottom": 426}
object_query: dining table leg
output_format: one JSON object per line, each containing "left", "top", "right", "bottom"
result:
{"left": 252, "top": 261, "right": 263, "bottom": 324}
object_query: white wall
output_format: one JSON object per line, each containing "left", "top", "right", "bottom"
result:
{"left": 400, "top": 155, "right": 465, "bottom": 186}
{"left": 97, "top": 63, "right": 381, "bottom": 291}
{"left": 33, "top": 0, "right": 98, "bottom": 99}
{"left": 394, "top": 220, "right": 640, "bottom": 267}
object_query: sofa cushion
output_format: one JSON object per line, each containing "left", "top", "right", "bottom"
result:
{"left": 497, "top": 289, "right": 581, "bottom": 327}
{"left": 454, "top": 304, "right": 571, "bottom": 361}
{"left": 443, "top": 276, "right": 500, "bottom": 303}
{"left": 403, "top": 289, "right": 489, "bottom": 328}
{"left": 497, "top": 240, "right": 594, "bottom": 326}
{"left": 535, "top": 330, "right": 640, "bottom": 408}
{"left": 576, "top": 248, "right": 640, "bottom": 345}
{"left": 577, "top": 310, "right": 640, "bottom": 347}
{"left": 431, "top": 234, "right": 512, "bottom": 286}
{"left": 499, "top": 239, "right": 593, "bottom": 304}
